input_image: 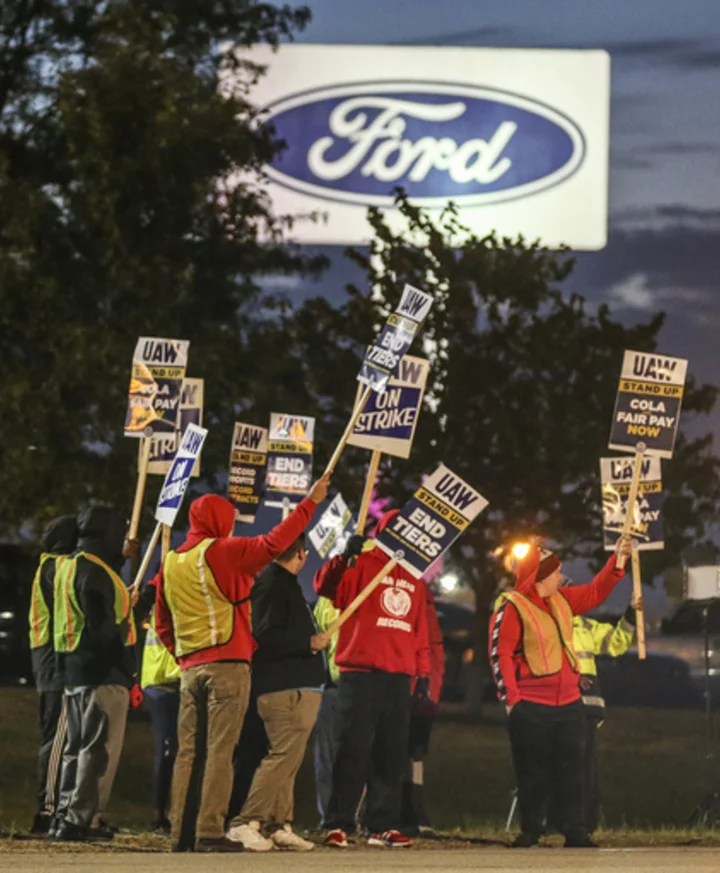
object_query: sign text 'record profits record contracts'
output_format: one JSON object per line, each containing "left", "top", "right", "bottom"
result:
{"left": 376, "top": 464, "right": 488, "bottom": 578}
{"left": 228, "top": 422, "right": 268, "bottom": 523}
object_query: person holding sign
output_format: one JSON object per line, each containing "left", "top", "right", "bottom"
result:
{"left": 489, "top": 537, "right": 631, "bottom": 849}
{"left": 313, "top": 511, "right": 430, "bottom": 849}
{"left": 154, "top": 475, "right": 330, "bottom": 853}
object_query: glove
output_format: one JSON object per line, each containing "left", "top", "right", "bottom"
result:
{"left": 129, "top": 683, "right": 144, "bottom": 710}
{"left": 412, "top": 676, "right": 430, "bottom": 704}
{"left": 343, "top": 535, "right": 365, "bottom": 562}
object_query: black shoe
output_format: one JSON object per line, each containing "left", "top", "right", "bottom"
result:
{"left": 195, "top": 837, "right": 246, "bottom": 853}
{"left": 564, "top": 831, "right": 598, "bottom": 848}
{"left": 92, "top": 817, "right": 118, "bottom": 833}
{"left": 30, "top": 813, "right": 52, "bottom": 835}
{"left": 88, "top": 825, "right": 115, "bottom": 841}
{"left": 53, "top": 821, "right": 89, "bottom": 843}
{"left": 511, "top": 832, "right": 540, "bottom": 848}
{"left": 172, "top": 841, "right": 195, "bottom": 853}
{"left": 150, "top": 818, "right": 172, "bottom": 835}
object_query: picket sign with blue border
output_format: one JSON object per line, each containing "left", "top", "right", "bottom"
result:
{"left": 600, "top": 456, "right": 664, "bottom": 552}
{"left": 348, "top": 354, "right": 429, "bottom": 459}
{"left": 228, "top": 422, "right": 269, "bottom": 523}
{"left": 124, "top": 337, "right": 190, "bottom": 437}
{"left": 155, "top": 423, "right": 208, "bottom": 526}
{"left": 376, "top": 464, "right": 488, "bottom": 578}
{"left": 608, "top": 350, "right": 688, "bottom": 459}
{"left": 308, "top": 493, "right": 355, "bottom": 559}
{"left": 265, "top": 413, "right": 315, "bottom": 511}
{"left": 148, "top": 378, "right": 204, "bottom": 476}
{"left": 358, "top": 285, "right": 433, "bottom": 393}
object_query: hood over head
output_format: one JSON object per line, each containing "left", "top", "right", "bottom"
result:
{"left": 515, "top": 543, "right": 561, "bottom": 594}
{"left": 188, "top": 494, "right": 235, "bottom": 539}
{"left": 41, "top": 515, "right": 79, "bottom": 555}
{"left": 76, "top": 506, "right": 126, "bottom": 567}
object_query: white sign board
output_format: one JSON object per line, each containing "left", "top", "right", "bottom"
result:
{"left": 155, "top": 424, "right": 208, "bottom": 527}
{"left": 226, "top": 45, "right": 610, "bottom": 250}
{"left": 308, "top": 493, "right": 354, "bottom": 560}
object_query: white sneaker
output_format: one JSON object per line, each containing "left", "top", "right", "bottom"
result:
{"left": 226, "top": 821, "right": 274, "bottom": 852}
{"left": 271, "top": 824, "right": 315, "bottom": 851}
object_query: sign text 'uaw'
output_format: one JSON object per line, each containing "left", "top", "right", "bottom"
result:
{"left": 376, "top": 464, "right": 488, "bottom": 578}
{"left": 265, "top": 413, "right": 315, "bottom": 508}
{"left": 228, "top": 422, "right": 268, "bottom": 524}
{"left": 155, "top": 423, "right": 208, "bottom": 527}
{"left": 609, "top": 350, "right": 688, "bottom": 459}
{"left": 600, "top": 456, "right": 665, "bottom": 552}
{"left": 358, "top": 286, "right": 433, "bottom": 393}
{"left": 124, "top": 337, "right": 190, "bottom": 438}
{"left": 148, "top": 378, "right": 204, "bottom": 476}
{"left": 308, "top": 493, "right": 354, "bottom": 560}
{"left": 349, "top": 354, "right": 429, "bottom": 458}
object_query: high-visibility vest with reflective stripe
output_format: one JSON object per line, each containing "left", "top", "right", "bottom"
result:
{"left": 500, "top": 591, "right": 577, "bottom": 676}
{"left": 573, "top": 615, "right": 634, "bottom": 678}
{"left": 141, "top": 610, "right": 181, "bottom": 688}
{"left": 28, "top": 553, "right": 63, "bottom": 649}
{"left": 54, "top": 553, "right": 136, "bottom": 653}
{"left": 163, "top": 539, "right": 235, "bottom": 657}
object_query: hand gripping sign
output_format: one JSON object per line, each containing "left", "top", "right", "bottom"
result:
{"left": 228, "top": 422, "right": 269, "bottom": 523}
{"left": 132, "top": 423, "right": 208, "bottom": 591}
{"left": 600, "top": 456, "right": 664, "bottom": 553}
{"left": 327, "top": 465, "right": 488, "bottom": 635}
{"left": 265, "top": 413, "right": 315, "bottom": 516}
{"left": 308, "top": 493, "right": 355, "bottom": 560}
{"left": 148, "top": 378, "right": 204, "bottom": 477}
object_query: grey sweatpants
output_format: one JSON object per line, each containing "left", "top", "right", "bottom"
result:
{"left": 56, "top": 685, "right": 129, "bottom": 828}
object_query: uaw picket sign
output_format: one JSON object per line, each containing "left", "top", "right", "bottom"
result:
{"left": 600, "top": 456, "right": 664, "bottom": 552}
{"left": 358, "top": 286, "right": 433, "bottom": 393}
{"left": 228, "top": 422, "right": 269, "bottom": 523}
{"left": 156, "top": 424, "right": 208, "bottom": 527}
{"left": 148, "top": 378, "right": 204, "bottom": 476}
{"left": 349, "top": 354, "right": 429, "bottom": 458}
{"left": 124, "top": 337, "right": 190, "bottom": 437}
{"left": 265, "top": 413, "right": 315, "bottom": 510}
{"left": 308, "top": 493, "right": 354, "bottom": 559}
{"left": 376, "top": 464, "right": 488, "bottom": 578}
{"left": 609, "top": 350, "right": 688, "bottom": 459}
{"left": 224, "top": 45, "right": 610, "bottom": 249}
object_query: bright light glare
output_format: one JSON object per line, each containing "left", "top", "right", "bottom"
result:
{"left": 439, "top": 573, "right": 460, "bottom": 593}
{"left": 511, "top": 543, "right": 530, "bottom": 560}
{"left": 0, "top": 611, "right": 13, "bottom": 620}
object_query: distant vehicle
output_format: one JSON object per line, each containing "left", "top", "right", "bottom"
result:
{"left": 0, "top": 544, "right": 37, "bottom": 685}
{"left": 597, "top": 649, "right": 703, "bottom": 710}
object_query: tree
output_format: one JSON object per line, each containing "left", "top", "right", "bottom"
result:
{"left": 0, "top": 1, "right": 327, "bottom": 534}
{"left": 288, "top": 193, "right": 720, "bottom": 702}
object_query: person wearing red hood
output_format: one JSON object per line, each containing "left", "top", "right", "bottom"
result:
{"left": 488, "top": 537, "right": 631, "bottom": 849}
{"left": 155, "top": 476, "right": 329, "bottom": 853}
{"left": 313, "top": 510, "right": 431, "bottom": 849}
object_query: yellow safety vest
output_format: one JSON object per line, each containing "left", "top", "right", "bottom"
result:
{"left": 499, "top": 591, "right": 577, "bottom": 676}
{"left": 163, "top": 539, "right": 237, "bottom": 658}
{"left": 141, "top": 610, "right": 181, "bottom": 688}
{"left": 28, "top": 553, "right": 65, "bottom": 649}
{"left": 54, "top": 553, "right": 136, "bottom": 653}
{"left": 573, "top": 615, "right": 634, "bottom": 678}
{"left": 314, "top": 596, "right": 341, "bottom": 683}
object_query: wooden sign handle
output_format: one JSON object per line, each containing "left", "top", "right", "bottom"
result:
{"left": 631, "top": 543, "right": 647, "bottom": 660}
{"left": 356, "top": 450, "right": 382, "bottom": 536}
{"left": 161, "top": 524, "right": 172, "bottom": 562}
{"left": 327, "top": 558, "right": 397, "bottom": 636}
{"left": 128, "top": 437, "right": 152, "bottom": 540}
{"left": 324, "top": 384, "right": 373, "bottom": 477}
{"left": 617, "top": 444, "right": 646, "bottom": 570}
{"left": 131, "top": 521, "right": 162, "bottom": 593}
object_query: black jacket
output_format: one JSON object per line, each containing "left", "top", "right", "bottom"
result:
{"left": 251, "top": 563, "right": 327, "bottom": 696}
{"left": 58, "top": 507, "right": 136, "bottom": 689}
{"left": 31, "top": 516, "right": 78, "bottom": 692}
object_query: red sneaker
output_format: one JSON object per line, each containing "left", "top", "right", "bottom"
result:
{"left": 368, "top": 830, "right": 413, "bottom": 848}
{"left": 325, "top": 829, "right": 349, "bottom": 848}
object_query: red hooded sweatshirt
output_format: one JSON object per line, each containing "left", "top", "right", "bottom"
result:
{"left": 411, "top": 587, "right": 445, "bottom": 713}
{"left": 155, "top": 493, "right": 318, "bottom": 669}
{"left": 488, "top": 546, "right": 625, "bottom": 707}
{"left": 313, "top": 511, "right": 431, "bottom": 678}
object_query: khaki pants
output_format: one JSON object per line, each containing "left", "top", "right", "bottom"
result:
{"left": 236, "top": 689, "right": 321, "bottom": 827}
{"left": 171, "top": 662, "right": 250, "bottom": 842}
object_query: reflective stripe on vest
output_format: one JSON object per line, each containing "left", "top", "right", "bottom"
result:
{"left": 29, "top": 553, "right": 61, "bottom": 649}
{"left": 500, "top": 591, "right": 577, "bottom": 676}
{"left": 163, "top": 539, "right": 235, "bottom": 657}
{"left": 141, "top": 610, "right": 181, "bottom": 688}
{"left": 54, "top": 553, "right": 136, "bottom": 653}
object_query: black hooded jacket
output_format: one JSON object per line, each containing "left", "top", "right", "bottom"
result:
{"left": 57, "top": 507, "right": 136, "bottom": 688}
{"left": 30, "top": 515, "right": 78, "bottom": 692}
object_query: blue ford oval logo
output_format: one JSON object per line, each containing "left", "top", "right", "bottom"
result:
{"left": 261, "top": 81, "right": 586, "bottom": 207}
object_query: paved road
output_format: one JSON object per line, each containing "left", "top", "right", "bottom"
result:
{"left": 3, "top": 848, "right": 720, "bottom": 873}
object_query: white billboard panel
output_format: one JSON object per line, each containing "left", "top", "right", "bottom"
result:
{"left": 228, "top": 45, "right": 610, "bottom": 250}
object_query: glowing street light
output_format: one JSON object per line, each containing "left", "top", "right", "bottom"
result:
{"left": 511, "top": 542, "right": 530, "bottom": 560}
{"left": 438, "top": 572, "right": 460, "bottom": 593}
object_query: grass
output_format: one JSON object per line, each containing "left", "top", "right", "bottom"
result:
{"left": 2, "top": 688, "right": 720, "bottom": 842}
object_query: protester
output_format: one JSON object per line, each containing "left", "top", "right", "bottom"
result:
{"left": 488, "top": 537, "right": 631, "bottom": 849}
{"left": 312, "top": 594, "right": 341, "bottom": 828}
{"left": 52, "top": 507, "right": 140, "bottom": 842}
{"left": 28, "top": 515, "right": 79, "bottom": 835}
{"left": 227, "top": 691, "right": 268, "bottom": 824}
{"left": 155, "top": 476, "right": 329, "bottom": 854}
{"left": 228, "top": 533, "right": 329, "bottom": 852}
{"left": 313, "top": 514, "right": 431, "bottom": 849}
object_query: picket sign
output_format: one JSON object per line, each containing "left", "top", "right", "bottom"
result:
{"left": 128, "top": 438, "right": 152, "bottom": 540}
{"left": 630, "top": 541, "right": 647, "bottom": 660}
{"left": 614, "top": 442, "right": 646, "bottom": 658}
{"left": 356, "top": 450, "right": 382, "bottom": 535}
{"left": 327, "top": 558, "right": 399, "bottom": 636}
{"left": 323, "top": 384, "right": 373, "bottom": 477}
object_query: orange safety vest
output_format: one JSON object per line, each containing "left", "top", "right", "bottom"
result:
{"left": 499, "top": 591, "right": 578, "bottom": 676}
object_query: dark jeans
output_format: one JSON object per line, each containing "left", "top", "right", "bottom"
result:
{"left": 144, "top": 685, "right": 180, "bottom": 819}
{"left": 583, "top": 715, "right": 601, "bottom": 832}
{"left": 228, "top": 691, "right": 268, "bottom": 822}
{"left": 508, "top": 699, "right": 586, "bottom": 839}
{"left": 314, "top": 685, "right": 341, "bottom": 826}
{"left": 37, "top": 690, "right": 65, "bottom": 815}
{"left": 401, "top": 712, "right": 434, "bottom": 830}
{"left": 325, "top": 672, "right": 411, "bottom": 834}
